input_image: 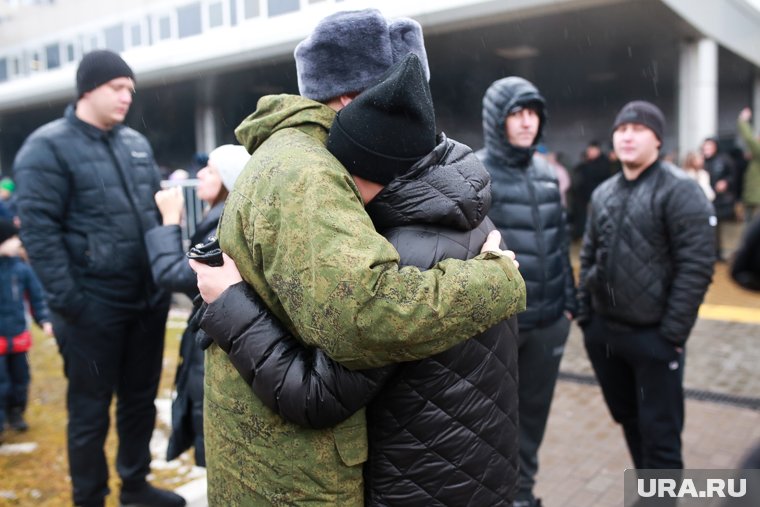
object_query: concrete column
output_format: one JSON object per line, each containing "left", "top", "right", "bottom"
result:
{"left": 678, "top": 38, "right": 718, "bottom": 157}
{"left": 194, "top": 78, "right": 219, "bottom": 154}
{"left": 194, "top": 104, "right": 218, "bottom": 154}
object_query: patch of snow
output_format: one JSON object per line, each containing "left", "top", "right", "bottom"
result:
{"left": 0, "top": 442, "right": 38, "bottom": 455}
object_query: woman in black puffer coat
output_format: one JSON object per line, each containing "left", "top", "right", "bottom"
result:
{"left": 144, "top": 144, "right": 249, "bottom": 466}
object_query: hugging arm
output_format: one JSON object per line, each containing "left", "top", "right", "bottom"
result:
{"left": 199, "top": 280, "right": 395, "bottom": 429}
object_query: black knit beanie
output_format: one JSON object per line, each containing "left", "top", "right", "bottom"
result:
{"left": 327, "top": 53, "right": 436, "bottom": 186}
{"left": 612, "top": 100, "right": 665, "bottom": 141}
{"left": 76, "top": 50, "right": 135, "bottom": 98}
{"left": 0, "top": 218, "right": 18, "bottom": 245}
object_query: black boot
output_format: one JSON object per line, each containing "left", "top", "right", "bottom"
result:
{"left": 8, "top": 408, "right": 28, "bottom": 432}
{"left": 119, "top": 483, "right": 186, "bottom": 507}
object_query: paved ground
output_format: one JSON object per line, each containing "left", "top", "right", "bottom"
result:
{"left": 533, "top": 220, "right": 760, "bottom": 506}
{"left": 180, "top": 222, "right": 760, "bottom": 507}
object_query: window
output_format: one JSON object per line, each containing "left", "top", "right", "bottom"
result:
{"left": 66, "top": 43, "right": 75, "bottom": 62}
{"left": 45, "top": 43, "right": 60, "bottom": 69}
{"left": 229, "top": 0, "right": 237, "bottom": 25}
{"left": 177, "top": 3, "right": 202, "bottom": 38}
{"left": 209, "top": 1, "right": 224, "bottom": 28}
{"left": 0, "top": 59, "right": 7, "bottom": 82}
{"left": 130, "top": 23, "right": 142, "bottom": 47}
{"left": 158, "top": 16, "right": 172, "bottom": 40}
{"left": 104, "top": 24, "right": 124, "bottom": 53}
{"left": 268, "top": 0, "right": 298, "bottom": 16}
{"left": 28, "top": 51, "right": 43, "bottom": 72}
{"left": 243, "top": 0, "right": 258, "bottom": 19}
{"left": 88, "top": 34, "right": 100, "bottom": 51}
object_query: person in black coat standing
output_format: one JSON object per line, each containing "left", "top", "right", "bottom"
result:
{"left": 702, "top": 137, "right": 736, "bottom": 260}
{"left": 572, "top": 141, "right": 613, "bottom": 240}
{"left": 477, "top": 76, "right": 576, "bottom": 507}
{"left": 190, "top": 54, "right": 525, "bottom": 506}
{"left": 13, "top": 50, "right": 184, "bottom": 507}
{"left": 144, "top": 144, "right": 249, "bottom": 467}
{"left": 578, "top": 101, "right": 714, "bottom": 475}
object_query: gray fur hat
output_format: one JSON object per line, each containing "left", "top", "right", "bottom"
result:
{"left": 295, "top": 9, "right": 429, "bottom": 102}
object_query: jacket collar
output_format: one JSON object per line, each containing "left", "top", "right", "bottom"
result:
{"left": 620, "top": 159, "right": 660, "bottom": 186}
{"left": 64, "top": 103, "right": 123, "bottom": 141}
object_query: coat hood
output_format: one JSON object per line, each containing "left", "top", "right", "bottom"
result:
{"left": 366, "top": 134, "right": 491, "bottom": 231}
{"left": 481, "top": 77, "right": 546, "bottom": 167}
{"left": 234, "top": 94, "right": 335, "bottom": 154}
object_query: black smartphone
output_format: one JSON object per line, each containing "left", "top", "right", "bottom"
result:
{"left": 186, "top": 236, "right": 224, "bottom": 267}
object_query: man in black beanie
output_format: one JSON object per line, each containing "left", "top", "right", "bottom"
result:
{"left": 578, "top": 100, "right": 715, "bottom": 480}
{"left": 13, "top": 50, "right": 184, "bottom": 507}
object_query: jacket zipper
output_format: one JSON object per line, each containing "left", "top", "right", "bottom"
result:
{"left": 524, "top": 167, "right": 547, "bottom": 315}
{"left": 104, "top": 136, "right": 155, "bottom": 305}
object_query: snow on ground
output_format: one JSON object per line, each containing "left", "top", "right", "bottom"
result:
{"left": 0, "top": 441, "right": 38, "bottom": 455}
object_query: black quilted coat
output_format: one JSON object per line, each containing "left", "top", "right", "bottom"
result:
{"left": 477, "top": 77, "right": 576, "bottom": 331}
{"left": 14, "top": 104, "right": 166, "bottom": 317}
{"left": 200, "top": 135, "right": 520, "bottom": 506}
{"left": 577, "top": 161, "right": 716, "bottom": 345}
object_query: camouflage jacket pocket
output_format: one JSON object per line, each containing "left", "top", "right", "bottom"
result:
{"left": 333, "top": 409, "right": 368, "bottom": 467}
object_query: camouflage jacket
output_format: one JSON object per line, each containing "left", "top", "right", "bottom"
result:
{"left": 206, "top": 94, "right": 525, "bottom": 505}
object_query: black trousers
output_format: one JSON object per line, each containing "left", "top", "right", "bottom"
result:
{"left": 51, "top": 298, "right": 169, "bottom": 506}
{"left": 515, "top": 315, "right": 571, "bottom": 501}
{"left": 583, "top": 315, "right": 685, "bottom": 470}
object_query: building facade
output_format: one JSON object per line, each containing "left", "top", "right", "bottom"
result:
{"left": 1, "top": 0, "right": 759, "bottom": 172}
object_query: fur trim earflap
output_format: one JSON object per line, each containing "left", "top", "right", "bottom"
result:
{"left": 295, "top": 9, "right": 429, "bottom": 102}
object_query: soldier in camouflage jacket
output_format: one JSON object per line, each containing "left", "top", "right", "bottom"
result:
{"left": 196, "top": 55, "right": 522, "bottom": 506}
{"left": 195, "top": 10, "right": 526, "bottom": 506}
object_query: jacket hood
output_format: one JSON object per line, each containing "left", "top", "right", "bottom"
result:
{"left": 481, "top": 76, "right": 546, "bottom": 167}
{"left": 234, "top": 94, "right": 335, "bottom": 154}
{"left": 366, "top": 133, "right": 491, "bottom": 231}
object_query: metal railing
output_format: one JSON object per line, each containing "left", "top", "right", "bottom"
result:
{"left": 160, "top": 178, "right": 206, "bottom": 247}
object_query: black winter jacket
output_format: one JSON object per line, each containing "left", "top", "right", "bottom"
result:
{"left": 731, "top": 214, "right": 760, "bottom": 291}
{"left": 144, "top": 203, "right": 223, "bottom": 466}
{"left": 200, "top": 135, "right": 520, "bottom": 506}
{"left": 14, "top": 105, "right": 166, "bottom": 318}
{"left": 577, "top": 161, "right": 715, "bottom": 345}
{"left": 477, "top": 77, "right": 576, "bottom": 331}
{"left": 704, "top": 152, "right": 735, "bottom": 220}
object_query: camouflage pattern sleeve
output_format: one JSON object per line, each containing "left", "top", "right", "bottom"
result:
{"left": 220, "top": 129, "right": 526, "bottom": 370}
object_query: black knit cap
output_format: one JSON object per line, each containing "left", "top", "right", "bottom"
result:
{"left": 327, "top": 53, "right": 436, "bottom": 186}
{"left": 0, "top": 218, "right": 18, "bottom": 245}
{"left": 76, "top": 50, "right": 135, "bottom": 98}
{"left": 612, "top": 100, "right": 665, "bottom": 141}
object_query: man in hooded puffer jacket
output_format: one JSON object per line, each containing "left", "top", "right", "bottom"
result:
{"left": 478, "top": 77, "right": 577, "bottom": 507}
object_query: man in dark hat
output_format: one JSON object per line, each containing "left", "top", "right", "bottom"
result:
{"left": 578, "top": 100, "right": 715, "bottom": 475}
{"left": 191, "top": 8, "right": 525, "bottom": 506}
{"left": 13, "top": 50, "right": 184, "bottom": 507}
{"left": 478, "top": 76, "right": 576, "bottom": 507}
{"left": 192, "top": 53, "right": 523, "bottom": 506}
